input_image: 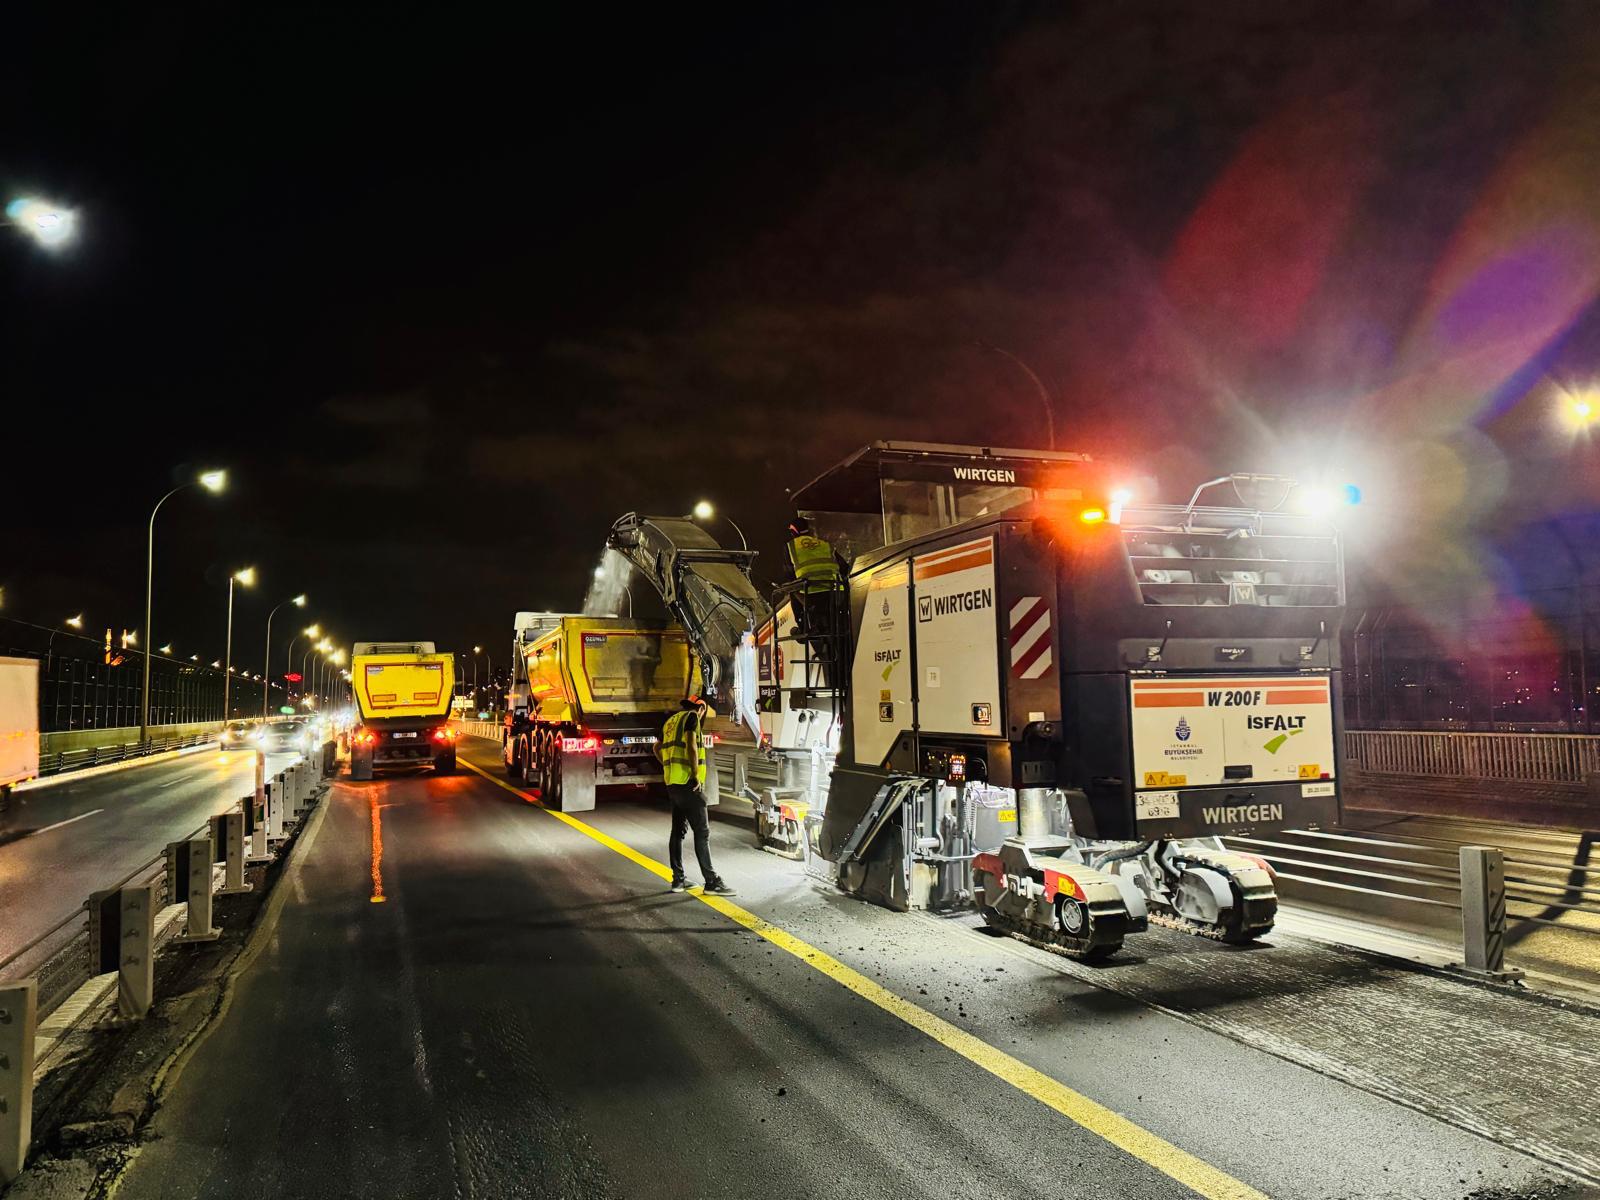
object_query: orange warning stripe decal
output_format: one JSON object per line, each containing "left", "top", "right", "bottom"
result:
{"left": 913, "top": 538, "right": 993, "bottom": 582}
{"left": 1133, "top": 692, "right": 1204, "bottom": 708}
{"left": 1132, "top": 678, "right": 1328, "bottom": 690}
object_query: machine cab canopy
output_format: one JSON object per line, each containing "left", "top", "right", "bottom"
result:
{"left": 790, "top": 441, "right": 1101, "bottom": 563}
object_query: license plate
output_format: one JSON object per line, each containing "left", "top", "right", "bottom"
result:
{"left": 394, "top": 731, "right": 417, "bottom": 739}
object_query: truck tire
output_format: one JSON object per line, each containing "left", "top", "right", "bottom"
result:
{"left": 506, "top": 735, "right": 524, "bottom": 781}
{"left": 545, "top": 744, "right": 562, "bottom": 807}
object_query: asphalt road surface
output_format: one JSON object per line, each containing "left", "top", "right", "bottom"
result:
{"left": 112, "top": 738, "right": 1594, "bottom": 1200}
{"left": 0, "top": 746, "right": 301, "bottom": 967}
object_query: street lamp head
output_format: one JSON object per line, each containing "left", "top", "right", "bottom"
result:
{"left": 233, "top": 566, "right": 257, "bottom": 587}
{"left": 198, "top": 469, "right": 228, "bottom": 494}
{"left": 473, "top": 645, "right": 482, "bottom": 654}
{"left": 189, "top": 654, "right": 199, "bottom": 662}
{"left": 7, "top": 197, "right": 78, "bottom": 249}
{"left": 66, "top": 614, "right": 83, "bottom": 628}
{"left": 317, "top": 639, "right": 332, "bottom": 652}
{"left": 693, "top": 500, "right": 714, "bottom": 520}
{"left": 122, "top": 630, "right": 137, "bottom": 647}
{"left": 292, "top": 594, "right": 307, "bottom": 607}
{"left": 304, "top": 623, "right": 320, "bottom": 638}
{"left": 211, "top": 660, "right": 222, "bottom": 669}
{"left": 159, "top": 644, "right": 173, "bottom": 655}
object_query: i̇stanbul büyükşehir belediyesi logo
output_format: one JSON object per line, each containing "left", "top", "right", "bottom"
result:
{"left": 1174, "top": 716, "right": 1191, "bottom": 742}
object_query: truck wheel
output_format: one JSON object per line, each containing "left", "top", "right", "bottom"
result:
{"left": 546, "top": 747, "right": 563, "bottom": 807}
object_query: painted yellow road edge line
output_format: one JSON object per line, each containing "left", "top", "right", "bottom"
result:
{"left": 462, "top": 759, "right": 1267, "bottom": 1200}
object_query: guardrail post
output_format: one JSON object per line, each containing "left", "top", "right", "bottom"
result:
{"left": 268, "top": 774, "right": 286, "bottom": 841}
{"left": 86, "top": 882, "right": 157, "bottom": 1019}
{"left": 0, "top": 980, "right": 36, "bottom": 1185}
{"left": 167, "top": 836, "right": 220, "bottom": 943}
{"left": 247, "top": 789, "right": 269, "bottom": 864}
{"left": 1458, "top": 846, "right": 1524, "bottom": 982}
{"left": 214, "top": 811, "right": 249, "bottom": 893}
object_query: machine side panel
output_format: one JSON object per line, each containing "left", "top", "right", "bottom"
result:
{"left": 995, "top": 525, "right": 1061, "bottom": 739}
{"left": 909, "top": 536, "right": 1001, "bottom": 738}
{"left": 850, "top": 560, "right": 912, "bottom": 767}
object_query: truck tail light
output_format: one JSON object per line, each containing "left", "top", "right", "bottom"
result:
{"left": 355, "top": 730, "right": 377, "bottom": 746}
{"left": 432, "top": 727, "right": 459, "bottom": 743}
{"left": 562, "top": 735, "right": 601, "bottom": 754}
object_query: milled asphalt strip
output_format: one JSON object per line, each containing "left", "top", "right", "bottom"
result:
{"left": 460, "top": 759, "right": 1268, "bottom": 1200}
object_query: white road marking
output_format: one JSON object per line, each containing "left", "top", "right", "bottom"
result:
{"left": 28, "top": 809, "right": 105, "bottom": 838}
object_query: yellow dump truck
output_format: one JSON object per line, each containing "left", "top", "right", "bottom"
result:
{"left": 350, "top": 641, "right": 458, "bottom": 778}
{"left": 502, "top": 612, "right": 696, "bottom": 811}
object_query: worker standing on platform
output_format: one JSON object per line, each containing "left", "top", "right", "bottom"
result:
{"left": 660, "top": 696, "right": 735, "bottom": 896}
{"left": 786, "top": 517, "right": 843, "bottom": 594}
{"left": 786, "top": 517, "right": 845, "bottom": 684}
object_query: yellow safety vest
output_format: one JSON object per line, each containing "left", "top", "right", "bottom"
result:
{"left": 788, "top": 535, "right": 842, "bottom": 593}
{"left": 659, "top": 709, "right": 706, "bottom": 786}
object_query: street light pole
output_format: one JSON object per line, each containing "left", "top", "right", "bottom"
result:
{"left": 222, "top": 567, "right": 255, "bottom": 723}
{"left": 974, "top": 340, "right": 1056, "bottom": 451}
{"left": 691, "top": 501, "right": 748, "bottom": 550}
{"left": 262, "top": 594, "right": 307, "bottom": 721}
{"left": 140, "top": 470, "right": 226, "bottom": 741}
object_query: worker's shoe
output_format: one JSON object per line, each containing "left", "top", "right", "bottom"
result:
{"left": 703, "top": 878, "right": 737, "bottom": 896}
{"left": 669, "top": 877, "right": 690, "bottom": 893}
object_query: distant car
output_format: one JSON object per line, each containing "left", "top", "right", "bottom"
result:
{"left": 258, "top": 719, "right": 314, "bottom": 755}
{"left": 218, "top": 720, "right": 259, "bottom": 751}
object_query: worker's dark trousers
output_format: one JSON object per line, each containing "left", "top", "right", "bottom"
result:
{"left": 667, "top": 783, "right": 717, "bottom": 882}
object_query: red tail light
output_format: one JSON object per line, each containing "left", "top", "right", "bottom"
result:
{"left": 561, "top": 734, "right": 601, "bottom": 754}
{"left": 355, "top": 730, "right": 377, "bottom": 746}
{"left": 432, "top": 726, "right": 460, "bottom": 743}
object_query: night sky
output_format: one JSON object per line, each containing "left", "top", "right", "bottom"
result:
{"left": 5, "top": 2, "right": 1599, "bottom": 672}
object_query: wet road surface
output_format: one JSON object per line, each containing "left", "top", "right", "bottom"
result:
{"left": 112, "top": 738, "right": 1594, "bottom": 1200}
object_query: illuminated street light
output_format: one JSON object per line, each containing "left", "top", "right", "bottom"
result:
{"left": 1561, "top": 389, "right": 1599, "bottom": 430}
{"left": 222, "top": 567, "right": 255, "bottom": 722}
{"left": 66, "top": 613, "right": 83, "bottom": 629}
{"left": 121, "top": 630, "right": 137, "bottom": 648}
{"left": 141, "top": 468, "right": 229, "bottom": 740}
{"left": 5, "top": 197, "right": 78, "bottom": 249}
{"left": 159, "top": 644, "right": 173, "bottom": 655}
{"left": 263, "top": 593, "right": 308, "bottom": 722}
{"left": 190, "top": 654, "right": 199, "bottom": 662}
{"left": 689, "top": 499, "right": 748, "bottom": 550}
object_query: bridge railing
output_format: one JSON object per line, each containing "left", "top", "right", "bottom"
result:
{"left": 1345, "top": 729, "right": 1600, "bottom": 783}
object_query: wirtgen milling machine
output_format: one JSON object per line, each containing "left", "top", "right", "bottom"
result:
{"left": 795, "top": 442, "right": 1345, "bottom": 960}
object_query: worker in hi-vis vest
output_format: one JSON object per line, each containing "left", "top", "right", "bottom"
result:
{"left": 786, "top": 516, "right": 842, "bottom": 593}
{"left": 658, "top": 696, "right": 735, "bottom": 895}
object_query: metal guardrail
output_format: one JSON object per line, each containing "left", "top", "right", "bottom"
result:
{"left": 1224, "top": 826, "right": 1600, "bottom": 940}
{"left": 1345, "top": 729, "right": 1600, "bottom": 783}
{"left": 33, "top": 732, "right": 216, "bottom": 779}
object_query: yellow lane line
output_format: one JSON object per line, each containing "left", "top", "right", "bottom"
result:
{"left": 461, "top": 758, "right": 1268, "bottom": 1200}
